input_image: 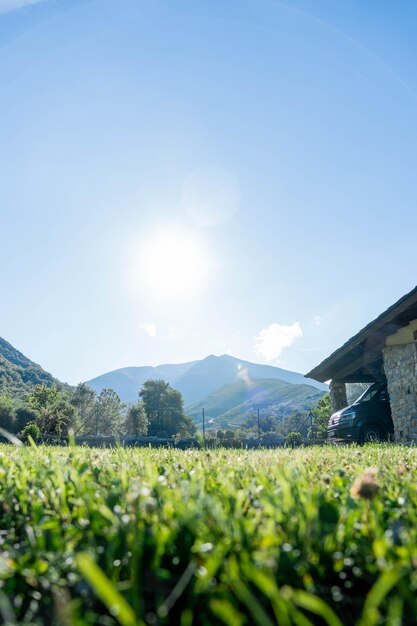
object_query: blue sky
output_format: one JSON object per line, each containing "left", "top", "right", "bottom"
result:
{"left": 1, "top": 0, "right": 417, "bottom": 384}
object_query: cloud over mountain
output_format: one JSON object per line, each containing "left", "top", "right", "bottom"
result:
{"left": 254, "top": 322, "right": 303, "bottom": 361}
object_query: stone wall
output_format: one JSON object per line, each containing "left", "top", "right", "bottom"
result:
{"left": 383, "top": 342, "right": 417, "bottom": 441}
{"left": 329, "top": 380, "right": 348, "bottom": 413}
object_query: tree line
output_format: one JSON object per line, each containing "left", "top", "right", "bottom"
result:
{"left": 0, "top": 379, "right": 195, "bottom": 441}
{"left": 0, "top": 378, "right": 330, "bottom": 446}
{"left": 202, "top": 394, "right": 331, "bottom": 448}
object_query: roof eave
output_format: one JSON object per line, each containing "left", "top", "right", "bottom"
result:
{"left": 305, "top": 285, "right": 417, "bottom": 383}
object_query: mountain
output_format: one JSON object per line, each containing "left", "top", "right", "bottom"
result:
{"left": 174, "top": 354, "right": 327, "bottom": 405}
{"left": 188, "top": 378, "right": 324, "bottom": 428}
{"left": 87, "top": 360, "right": 198, "bottom": 404}
{"left": 86, "top": 354, "right": 327, "bottom": 405}
{"left": 0, "top": 337, "right": 57, "bottom": 397}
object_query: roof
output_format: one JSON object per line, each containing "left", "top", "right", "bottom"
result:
{"left": 305, "top": 285, "right": 417, "bottom": 383}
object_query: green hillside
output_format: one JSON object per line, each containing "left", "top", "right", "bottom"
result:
{"left": 0, "top": 337, "right": 57, "bottom": 398}
{"left": 188, "top": 377, "right": 324, "bottom": 428}
{"left": 87, "top": 354, "right": 327, "bottom": 405}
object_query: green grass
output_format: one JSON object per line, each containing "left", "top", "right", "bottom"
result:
{"left": 0, "top": 444, "right": 417, "bottom": 625}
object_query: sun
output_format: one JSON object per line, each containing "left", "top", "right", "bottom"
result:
{"left": 136, "top": 230, "right": 209, "bottom": 300}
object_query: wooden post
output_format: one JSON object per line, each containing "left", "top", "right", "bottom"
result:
{"left": 202, "top": 407, "right": 206, "bottom": 448}
{"left": 257, "top": 408, "right": 261, "bottom": 442}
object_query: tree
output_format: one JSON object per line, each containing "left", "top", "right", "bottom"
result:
{"left": 139, "top": 379, "right": 170, "bottom": 435}
{"left": 71, "top": 383, "right": 98, "bottom": 434}
{"left": 25, "top": 384, "right": 77, "bottom": 438}
{"left": 139, "top": 379, "right": 195, "bottom": 438}
{"left": 96, "top": 389, "right": 125, "bottom": 435}
{"left": 27, "top": 385, "right": 60, "bottom": 413}
{"left": 0, "top": 395, "right": 16, "bottom": 432}
{"left": 35, "top": 397, "right": 77, "bottom": 437}
{"left": 239, "top": 412, "right": 278, "bottom": 437}
{"left": 125, "top": 401, "right": 148, "bottom": 436}
{"left": 279, "top": 410, "right": 305, "bottom": 437}
{"left": 217, "top": 429, "right": 241, "bottom": 448}
{"left": 308, "top": 394, "right": 331, "bottom": 440}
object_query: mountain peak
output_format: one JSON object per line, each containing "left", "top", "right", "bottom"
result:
{"left": 86, "top": 354, "right": 327, "bottom": 405}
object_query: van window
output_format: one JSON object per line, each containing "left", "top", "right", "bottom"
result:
{"left": 354, "top": 384, "right": 381, "bottom": 404}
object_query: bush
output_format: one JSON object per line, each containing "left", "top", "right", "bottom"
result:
{"left": 20, "top": 422, "right": 41, "bottom": 443}
{"left": 285, "top": 431, "right": 304, "bottom": 447}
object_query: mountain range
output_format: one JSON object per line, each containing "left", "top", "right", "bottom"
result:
{"left": 0, "top": 337, "right": 327, "bottom": 425}
{"left": 87, "top": 354, "right": 327, "bottom": 423}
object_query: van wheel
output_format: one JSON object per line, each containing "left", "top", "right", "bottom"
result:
{"left": 359, "top": 424, "right": 386, "bottom": 443}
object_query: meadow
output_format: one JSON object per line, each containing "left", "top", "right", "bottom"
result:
{"left": 0, "top": 444, "right": 416, "bottom": 626}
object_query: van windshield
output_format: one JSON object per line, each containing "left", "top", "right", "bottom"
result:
{"left": 353, "top": 384, "right": 381, "bottom": 405}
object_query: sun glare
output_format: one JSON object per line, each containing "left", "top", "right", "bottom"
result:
{"left": 135, "top": 230, "right": 209, "bottom": 300}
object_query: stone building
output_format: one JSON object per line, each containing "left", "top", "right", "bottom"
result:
{"left": 305, "top": 286, "right": 417, "bottom": 441}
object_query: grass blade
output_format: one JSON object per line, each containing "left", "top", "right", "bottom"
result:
{"left": 76, "top": 553, "right": 142, "bottom": 626}
{"left": 357, "top": 569, "right": 402, "bottom": 626}
{"left": 290, "top": 589, "right": 343, "bottom": 626}
{"left": 0, "top": 427, "right": 22, "bottom": 447}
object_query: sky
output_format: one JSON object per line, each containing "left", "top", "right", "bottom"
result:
{"left": 1, "top": 0, "right": 417, "bottom": 384}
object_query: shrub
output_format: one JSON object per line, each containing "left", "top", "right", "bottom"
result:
{"left": 20, "top": 421, "right": 41, "bottom": 443}
{"left": 285, "top": 431, "right": 304, "bottom": 447}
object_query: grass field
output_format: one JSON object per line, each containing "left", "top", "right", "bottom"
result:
{"left": 0, "top": 444, "right": 416, "bottom": 626}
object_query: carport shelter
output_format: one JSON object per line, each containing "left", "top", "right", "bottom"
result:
{"left": 306, "top": 286, "right": 417, "bottom": 441}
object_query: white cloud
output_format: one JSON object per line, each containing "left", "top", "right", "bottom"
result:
{"left": 254, "top": 322, "right": 302, "bottom": 361}
{"left": 139, "top": 323, "right": 157, "bottom": 338}
{"left": 0, "top": 0, "right": 45, "bottom": 14}
{"left": 313, "top": 315, "right": 323, "bottom": 326}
